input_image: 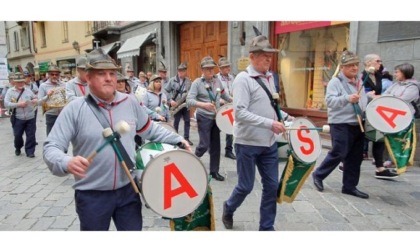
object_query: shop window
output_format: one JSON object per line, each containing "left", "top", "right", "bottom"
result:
{"left": 277, "top": 24, "right": 349, "bottom": 110}
{"left": 138, "top": 43, "right": 157, "bottom": 74}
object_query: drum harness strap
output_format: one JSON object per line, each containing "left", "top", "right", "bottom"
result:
{"left": 246, "top": 70, "right": 283, "bottom": 122}
{"left": 85, "top": 94, "right": 136, "bottom": 172}
{"left": 172, "top": 76, "right": 186, "bottom": 102}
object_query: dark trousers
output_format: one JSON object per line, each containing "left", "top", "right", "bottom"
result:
{"left": 225, "top": 134, "right": 233, "bottom": 153}
{"left": 75, "top": 183, "right": 143, "bottom": 231}
{"left": 13, "top": 117, "right": 37, "bottom": 155}
{"left": 363, "top": 138, "right": 385, "bottom": 168}
{"left": 195, "top": 113, "right": 220, "bottom": 173}
{"left": 313, "top": 124, "right": 364, "bottom": 191}
{"left": 46, "top": 114, "right": 58, "bottom": 136}
{"left": 225, "top": 143, "right": 278, "bottom": 231}
{"left": 173, "top": 107, "right": 190, "bottom": 139}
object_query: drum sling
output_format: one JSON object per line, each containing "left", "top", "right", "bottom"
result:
{"left": 384, "top": 121, "right": 416, "bottom": 174}
{"left": 169, "top": 184, "right": 215, "bottom": 231}
{"left": 85, "top": 95, "right": 136, "bottom": 172}
{"left": 277, "top": 153, "right": 316, "bottom": 204}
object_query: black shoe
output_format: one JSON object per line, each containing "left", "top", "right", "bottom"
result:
{"left": 375, "top": 169, "right": 398, "bottom": 179}
{"left": 210, "top": 172, "right": 225, "bottom": 181}
{"left": 312, "top": 173, "right": 324, "bottom": 192}
{"left": 225, "top": 152, "right": 236, "bottom": 160}
{"left": 222, "top": 201, "right": 233, "bottom": 229}
{"left": 342, "top": 188, "right": 369, "bottom": 199}
{"left": 338, "top": 165, "right": 344, "bottom": 173}
{"left": 27, "top": 154, "right": 35, "bottom": 158}
{"left": 185, "top": 138, "right": 193, "bottom": 146}
{"left": 15, "top": 149, "right": 21, "bottom": 156}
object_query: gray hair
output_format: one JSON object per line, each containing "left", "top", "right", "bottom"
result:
{"left": 363, "top": 54, "right": 379, "bottom": 66}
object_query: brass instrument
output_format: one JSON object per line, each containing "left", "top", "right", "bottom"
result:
{"left": 170, "top": 92, "right": 187, "bottom": 117}
{"left": 42, "top": 87, "right": 67, "bottom": 114}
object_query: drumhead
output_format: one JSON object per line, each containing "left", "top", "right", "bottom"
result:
{"left": 287, "top": 117, "right": 322, "bottom": 163}
{"left": 366, "top": 96, "right": 412, "bottom": 133}
{"left": 216, "top": 103, "right": 234, "bottom": 135}
{"left": 140, "top": 149, "right": 208, "bottom": 218}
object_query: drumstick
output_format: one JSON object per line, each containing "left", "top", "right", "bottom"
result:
{"left": 110, "top": 140, "right": 140, "bottom": 194}
{"left": 86, "top": 128, "right": 115, "bottom": 162}
{"left": 287, "top": 125, "right": 330, "bottom": 133}
{"left": 86, "top": 121, "right": 132, "bottom": 162}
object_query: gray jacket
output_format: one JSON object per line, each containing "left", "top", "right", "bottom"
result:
{"left": 232, "top": 65, "right": 279, "bottom": 147}
{"left": 143, "top": 90, "right": 170, "bottom": 120}
{"left": 187, "top": 76, "right": 232, "bottom": 119}
{"left": 66, "top": 76, "right": 89, "bottom": 102}
{"left": 4, "top": 87, "right": 37, "bottom": 120}
{"left": 165, "top": 75, "right": 192, "bottom": 102}
{"left": 43, "top": 92, "right": 183, "bottom": 191}
{"left": 383, "top": 79, "right": 420, "bottom": 115}
{"left": 325, "top": 72, "right": 368, "bottom": 124}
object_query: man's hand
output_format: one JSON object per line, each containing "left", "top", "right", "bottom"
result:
{"left": 271, "top": 120, "right": 287, "bottom": 134}
{"left": 201, "top": 102, "right": 216, "bottom": 113}
{"left": 348, "top": 94, "right": 360, "bottom": 103}
{"left": 67, "top": 156, "right": 90, "bottom": 178}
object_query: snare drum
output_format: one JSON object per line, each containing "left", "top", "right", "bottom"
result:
{"left": 135, "top": 142, "right": 208, "bottom": 218}
{"left": 216, "top": 103, "right": 234, "bottom": 135}
{"left": 287, "top": 117, "right": 322, "bottom": 163}
{"left": 365, "top": 96, "right": 412, "bottom": 134}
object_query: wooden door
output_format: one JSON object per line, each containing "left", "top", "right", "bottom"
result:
{"left": 179, "top": 21, "right": 228, "bottom": 80}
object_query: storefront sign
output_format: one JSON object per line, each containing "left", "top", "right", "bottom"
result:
{"left": 275, "top": 21, "right": 348, "bottom": 34}
{"left": 39, "top": 62, "right": 49, "bottom": 73}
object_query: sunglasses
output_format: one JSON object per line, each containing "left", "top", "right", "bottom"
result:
{"left": 49, "top": 73, "right": 59, "bottom": 76}
{"left": 376, "top": 60, "right": 382, "bottom": 63}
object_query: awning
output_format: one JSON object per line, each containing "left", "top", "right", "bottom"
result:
{"left": 101, "top": 41, "right": 120, "bottom": 55}
{"left": 117, "top": 33, "right": 152, "bottom": 59}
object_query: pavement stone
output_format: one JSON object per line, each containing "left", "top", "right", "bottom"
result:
{"left": 1, "top": 114, "right": 420, "bottom": 235}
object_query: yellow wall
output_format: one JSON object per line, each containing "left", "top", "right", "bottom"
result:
{"left": 34, "top": 21, "right": 93, "bottom": 64}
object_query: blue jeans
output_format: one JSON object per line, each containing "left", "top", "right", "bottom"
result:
{"left": 225, "top": 143, "right": 278, "bottom": 231}
{"left": 75, "top": 183, "right": 142, "bottom": 231}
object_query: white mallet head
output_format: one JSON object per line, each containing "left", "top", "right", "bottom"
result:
{"left": 155, "top": 107, "right": 162, "bottom": 113}
{"left": 115, "top": 120, "right": 131, "bottom": 134}
{"left": 102, "top": 128, "right": 114, "bottom": 138}
{"left": 272, "top": 93, "right": 279, "bottom": 100}
{"left": 322, "top": 125, "right": 330, "bottom": 133}
{"left": 368, "top": 66, "right": 375, "bottom": 73}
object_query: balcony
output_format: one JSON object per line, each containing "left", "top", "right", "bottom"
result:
{"left": 92, "top": 21, "right": 124, "bottom": 38}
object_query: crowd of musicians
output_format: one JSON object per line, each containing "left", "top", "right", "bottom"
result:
{"left": 0, "top": 33, "right": 419, "bottom": 231}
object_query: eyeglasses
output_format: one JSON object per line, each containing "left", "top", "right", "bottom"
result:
{"left": 376, "top": 60, "right": 382, "bottom": 63}
{"left": 49, "top": 73, "right": 59, "bottom": 76}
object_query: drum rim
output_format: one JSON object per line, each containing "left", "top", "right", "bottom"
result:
{"left": 139, "top": 148, "right": 208, "bottom": 218}
{"left": 287, "top": 117, "right": 322, "bottom": 163}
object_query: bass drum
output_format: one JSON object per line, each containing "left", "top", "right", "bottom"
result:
{"left": 136, "top": 142, "right": 208, "bottom": 218}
